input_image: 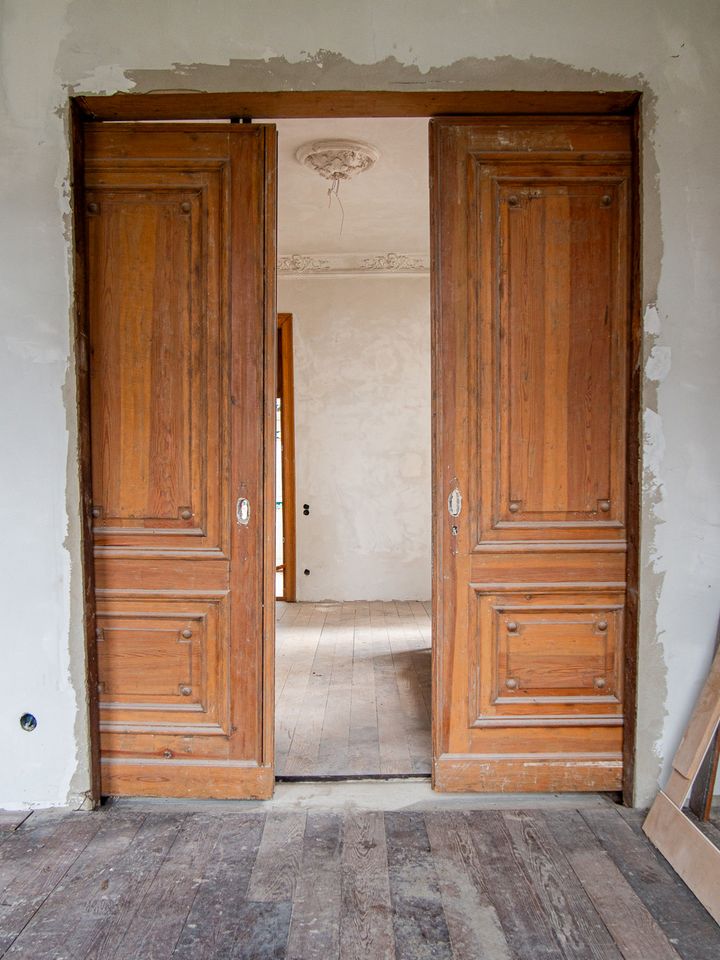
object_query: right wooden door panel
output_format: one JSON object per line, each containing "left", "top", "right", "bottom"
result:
{"left": 431, "top": 117, "right": 633, "bottom": 792}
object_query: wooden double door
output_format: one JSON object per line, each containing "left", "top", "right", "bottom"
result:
{"left": 83, "top": 115, "right": 633, "bottom": 798}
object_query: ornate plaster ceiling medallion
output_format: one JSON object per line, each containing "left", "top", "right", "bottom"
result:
{"left": 295, "top": 139, "right": 380, "bottom": 183}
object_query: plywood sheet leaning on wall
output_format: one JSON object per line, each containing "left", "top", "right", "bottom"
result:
{"left": 643, "top": 643, "right": 720, "bottom": 922}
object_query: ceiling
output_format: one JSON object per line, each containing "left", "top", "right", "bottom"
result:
{"left": 270, "top": 118, "right": 430, "bottom": 256}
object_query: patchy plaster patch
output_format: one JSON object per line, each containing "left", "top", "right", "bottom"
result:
{"left": 58, "top": 96, "right": 92, "bottom": 807}
{"left": 634, "top": 300, "right": 670, "bottom": 806}
{"left": 645, "top": 345, "right": 671, "bottom": 383}
{"left": 114, "top": 49, "right": 649, "bottom": 99}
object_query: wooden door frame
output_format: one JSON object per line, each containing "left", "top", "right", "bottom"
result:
{"left": 71, "top": 89, "right": 641, "bottom": 806}
{"left": 276, "top": 313, "right": 297, "bottom": 602}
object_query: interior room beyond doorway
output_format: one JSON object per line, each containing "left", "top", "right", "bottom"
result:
{"left": 273, "top": 117, "right": 432, "bottom": 778}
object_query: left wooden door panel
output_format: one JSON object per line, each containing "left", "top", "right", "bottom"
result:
{"left": 84, "top": 124, "right": 277, "bottom": 798}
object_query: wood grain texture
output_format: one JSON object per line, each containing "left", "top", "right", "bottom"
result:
{"left": 9, "top": 814, "right": 188, "bottom": 960}
{"left": 668, "top": 643, "right": 720, "bottom": 793}
{"left": 464, "top": 810, "right": 565, "bottom": 959}
{"left": 501, "top": 810, "right": 622, "bottom": 959}
{"left": 285, "top": 814, "right": 342, "bottom": 960}
{"left": 4, "top": 802, "right": 713, "bottom": 960}
{"left": 100, "top": 761, "right": 273, "bottom": 801}
{"left": 247, "top": 811, "right": 307, "bottom": 903}
{"left": 433, "top": 754, "right": 622, "bottom": 793}
{"left": 384, "top": 812, "right": 453, "bottom": 960}
{"left": 83, "top": 124, "right": 277, "bottom": 799}
{"left": 340, "top": 812, "right": 395, "bottom": 960}
{"left": 431, "top": 116, "right": 635, "bottom": 793}
{"left": 641, "top": 645, "right": 720, "bottom": 925}
{"left": 425, "top": 812, "right": 513, "bottom": 960}
{"left": 544, "top": 809, "right": 681, "bottom": 960}
{"left": 583, "top": 806, "right": 720, "bottom": 960}
{"left": 171, "top": 812, "right": 265, "bottom": 960}
{"left": 0, "top": 813, "right": 102, "bottom": 955}
{"left": 0, "top": 814, "right": 86, "bottom": 930}
{"left": 108, "top": 814, "right": 223, "bottom": 959}
{"left": 642, "top": 792, "right": 720, "bottom": 926}
{"left": 76, "top": 90, "right": 640, "bottom": 123}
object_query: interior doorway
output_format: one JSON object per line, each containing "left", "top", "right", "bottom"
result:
{"left": 74, "top": 90, "right": 640, "bottom": 804}
{"left": 273, "top": 119, "right": 433, "bottom": 778}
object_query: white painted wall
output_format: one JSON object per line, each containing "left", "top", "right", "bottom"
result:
{"left": 279, "top": 276, "right": 431, "bottom": 601}
{"left": 0, "top": 0, "right": 718, "bottom": 807}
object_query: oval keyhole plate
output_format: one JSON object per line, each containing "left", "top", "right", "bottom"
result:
{"left": 236, "top": 497, "right": 250, "bottom": 526}
{"left": 448, "top": 488, "right": 462, "bottom": 518}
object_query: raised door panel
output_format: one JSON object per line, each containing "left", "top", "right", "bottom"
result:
{"left": 96, "top": 597, "right": 229, "bottom": 734}
{"left": 469, "top": 589, "right": 624, "bottom": 726}
{"left": 476, "top": 164, "right": 629, "bottom": 542}
{"left": 86, "top": 164, "right": 227, "bottom": 554}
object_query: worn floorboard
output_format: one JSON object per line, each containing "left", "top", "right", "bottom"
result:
{"left": 0, "top": 812, "right": 102, "bottom": 956}
{"left": 4, "top": 809, "right": 149, "bottom": 959}
{"left": 384, "top": 812, "right": 453, "bottom": 960}
{"left": 339, "top": 811, "right": 395, "bottom": 960}
{"left": 544, "top": 809, "right": 682, "bottom": 960}
{"left": 1, "top": 801, "right": 718, "bottom": 959}
{"left": 465, "top": 810, "right": 567, "bottom": 960}
{"left": 275, "top": 600, "right": 431, "bottom": 777}
{"left": 285, "top": 813, "right": 342, "bottom": 960}
{"left": 425, "top": 811, "right": 513, "bottom": 960}
{"left": 171, "top": 812, "right": 265, "bottom": 960}
{"left": 581, "top": 806, "right": 720, "bottom": 960}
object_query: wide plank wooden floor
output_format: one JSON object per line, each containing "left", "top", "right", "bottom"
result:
{"left": 275, "top": 601, "right": 431, "bottom": 777}
{"left": 1, "top": 801, "right": 718, "bottom": 958}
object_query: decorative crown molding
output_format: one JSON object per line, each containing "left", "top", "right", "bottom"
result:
{"left": 278, "top": 252, "right": 429, "bottom": 278}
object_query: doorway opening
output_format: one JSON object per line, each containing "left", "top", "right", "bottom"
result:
{"left": 73, "top": 90, "right": 640, "bottom": 804}
{"left": 272, "top": 118, "right": 433, "bottom": 779}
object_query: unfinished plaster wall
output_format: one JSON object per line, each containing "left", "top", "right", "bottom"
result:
{"left": 279, "top": 276, "right": 431, "bottom": 601}
{"left": 0, "top": 0, "right": 718, "bottom": 806}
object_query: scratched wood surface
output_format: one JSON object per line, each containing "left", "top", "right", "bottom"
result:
{"left": 0, "top": 800, "right": 717, "bottom": 959}
{"left": 275, "top": 601, "right": 432, "bottom": 777}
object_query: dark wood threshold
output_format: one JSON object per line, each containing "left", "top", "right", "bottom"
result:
{"left": 276, "top": 774, "right": 432, "bottom": 783}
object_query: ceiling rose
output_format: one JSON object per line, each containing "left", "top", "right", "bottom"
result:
{"left": 295, "top": 139, "right": 380, "bottom": 182}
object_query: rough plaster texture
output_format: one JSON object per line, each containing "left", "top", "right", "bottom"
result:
{"left": 279, "top": 276, "right": 431, "bottom": 601}
{"left": 0, "top": 0, "right": 718, "bottom": 807}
